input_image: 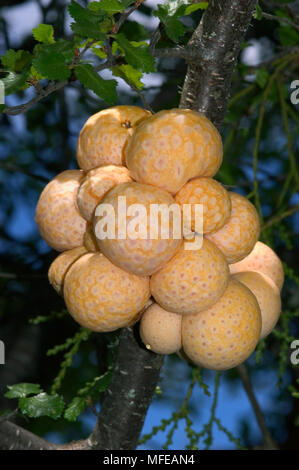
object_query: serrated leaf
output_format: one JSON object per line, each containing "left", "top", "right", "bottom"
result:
{"left": 120, "top": 21, "right": 148, "bottom": 41}
{"left": 184, "top": 2, "right": 208, "bottom": 14}
{"left": 163, "top": 16, "right": 186, "bottom": 42}
{"left": 112, "top": 64, "right": 144, "bottom": 89}
{"left": 1, "top": 69, "right": 30, "bottom": 95}
{"left": 64, "top": 397, "right": 86, "bottom": 422}
{"left": 75, "top": 64, "right": 117, "bottom": 104}
{"left": 253, "top": 4, "right": 263, "bottom": 20}
{"left": 89, "top": 0, "right": 125, "bottom": 15}
{"left": 69, "top": 0, "right": 107, "bottom": 40}
{"left": 1, "top": 49, "right": 31, "bottom": 72}
{"left": 52, "top": 39, "right": 76, "bottom": 62}
{"left": 32, "top": 24, "right": 55, "bottom": 44}
{"left": 256, "top": 68, "right": 269, "bottom": 88}
{"left": 19, "top": 393, "right": 64, "bottom": 419}
{"left": 115, "top": 34, "right": 155, "bottom": 72}
{"left": 33, "top": 47, "right": 71, "bottom": 81}
{"left": 154, "top": 2, "right": 188, "bottom": 42}
{"left": 5, "top": 383, "right": 42, "bottom": 399}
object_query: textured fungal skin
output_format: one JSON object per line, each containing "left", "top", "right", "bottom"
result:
{"left": 48, "top": 246, "right": 87, "bottom": 295}
{"left": 182, "top": 279, "right": 262, "bottom": 370}
{"left": 150, "top": 238, "right": 229, "bottom": 315}
{"left": 77, "top": 106, "right": 151, "bottom": 170}
{"left": 126, "top": 109, "right": 223, "bottom": 194}
{"left": 140, "top": 303, "right": 182, "bottom": 354}
{"left": 229, "top": 241, "right": 284, "bottom": 291}
{"left": 83, "top": 225, "right": 99, "bottom": 252}
{"left": 94, "top": 182, "right": 182, "bottom": 276}
{"left": 77, "top": 165, "right": 132, "bottom": 221}
{"left": 35, "top": 170, "right": 87, "bottom": 252}
{"left": 175, "top": 177, "right": 231, "bottom": 234}
{"left": 206, "top": 192, "right": 260, "bottom": 264}
{"left": 232, "top": 271, "right": 281, "bottom": 339}
{"left": 64, "top": 253, "right": 150, "bottom": 332}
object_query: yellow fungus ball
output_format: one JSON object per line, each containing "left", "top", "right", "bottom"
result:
{"left": 94, "top": 182, "right": 182, "bottom": 276}
{"left": 77, "top": 105, "right": 151, "bottom": 170}
{"left": 181, "top": 279, "right": 262, "bottom": 370}
{"left": 206, "top": 192, "right": 260, "bottom": 264}
{"left": 64, "top": 252, "right": 150, "bottom": 332}
{"left": 175, "top": 177, "right": 231, "bottom": 234}
{"left": 232, "top": 271, "right": 281, "bottom": 339}
{"left": 140, "top": 303, "right": 182, "bottom": 355}
{"left": 48, "top": 246, "right": 87, "bottom": 296}
{"left": 77, "top": 165, "right": 132, "bottom": 222}
{"left": 150, "top": 238, "right": 229, "bottom": 315}
{"left": 35, "top": 170, "right": 87, "bottom": 252}
{"left": 229, "top": 241, "right": 284, "bottom": 291}
{"left": 126, "top": 108, "right": 223, "bottom": 194}
{"left": 83, "top": 224, "right": 99, "bottom": 252}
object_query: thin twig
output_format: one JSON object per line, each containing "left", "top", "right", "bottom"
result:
{"left": 0, "top": 162, "right": 49, "bottom": 183}
{"left": 262, "top": 11, "right": 299, "bottom": 32}
{"left": 115, "top": 0, "right": 145, "bottom": 33}
{"left": 237, "top": 363, "right": 278, "bottom": 449}
{"left": 261, "top": 204, "right": 299, "bottom": 230}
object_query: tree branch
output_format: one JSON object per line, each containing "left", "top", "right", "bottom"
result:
{"left": 180, "top": 0, "right": 257, "bottom": 129}
{"left": 0, "top": 421, "right": 57, "bottom": 450}
{"left": 237, "top": 364, "right": 278, "bottom": 450}
{"left": 262, "top": 11, "right": 299, "bottom": 32}
{"left": 87, "top": 327, "right": 163, "bottom": 450}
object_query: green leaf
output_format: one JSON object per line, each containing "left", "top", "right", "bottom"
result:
{"left": 154, "top": 1, "right": 190, "bottom": 42}
{"left": 19, "top": 393, "right": 64, "bottom": 419}
{"left": 112, "top": 64, "right": 144, "bottom": 89}
{"left": 89, "top": 0, "right": 125, "bottom": 15}
{"left": 115, "top": 33, "right": 155, "bottom": 72}
{"left": 5, "top": 383, "right": 42, "bottom": 399}
{"left": 64, "top": 397, "right": 86, "bottom": 421}
{"left": 278, "top": 25, "right": 299, "bottom": 46}
{"left": 33, "top": 46, "right": 71, "bottom": 81}
{"left": 75, "top": 64, "right": 117, "bottom": 104}
{"left": 0, "top": 104, "right": 5, "bottom": 112}
{"left": 184, "top": 2, "right": 208, "bottom": 15}
{"left": 119, "top": 21, "right": 148, "bottom": 41}
{"left": 32, "top": 24, "right": 55, "bottom": 44}
{"left": 162, "top": 16, "right": 186, "bottom": 42}
{"left": 69, "top": 0, "right": 107, "bottom": 40}
{"left": 1, "top": 49, "right": 31, "bottom": 72}
{"left": 256, "top": 68, "right": 269, "bottom": 88}
{"left": 1, "top": 69, "right": 30, "bottom": 95}
{"left": 253, "top": 4, "right": 263, "bottom": 20}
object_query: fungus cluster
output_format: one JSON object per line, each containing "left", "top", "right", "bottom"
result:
{"left": 35, "top": 106, "right": 284, "bottom": 370}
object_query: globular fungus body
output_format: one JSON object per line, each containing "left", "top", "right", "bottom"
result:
{"left": 94, "top": 182, "right": 182, "bottom": 276}
{"left": 206, "top": 192, "right": 260, "bottom": 264}
{"left": 35, "top": 105, "right": 283, "bottom": 370}
{"left": 182, "top": 279, "right": 262, "bottom": 370}
{"left": 175, "top": 177, "right": 231, "bottom": 234}
{"left": 77, "top": 165, "right": 132, "bottom": 221}
{"left": 140, "top": 303, "right": 182, "bottom": 355}
{"left": 35, "top": 170, "right": 87, "bottom": 252}
{"left": 48, "top": 246, "right": 87, "bottom": 295}
{"left": 229, "top": 241, "right": 284, "bottom": 291}
{"left": 232, "top": 271, "right": 281, "bottom": 339}
{"left": 64, "top": 252, "right": 150, "bottom": 332}
{"left": 126, "top": 108, "right": 223, "bottom": 194}
{"left": 77, "top": 105, "right": 151, "bottom": 170}
{"left": 150, "top": 238, "right": 229, "bottom": 315}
